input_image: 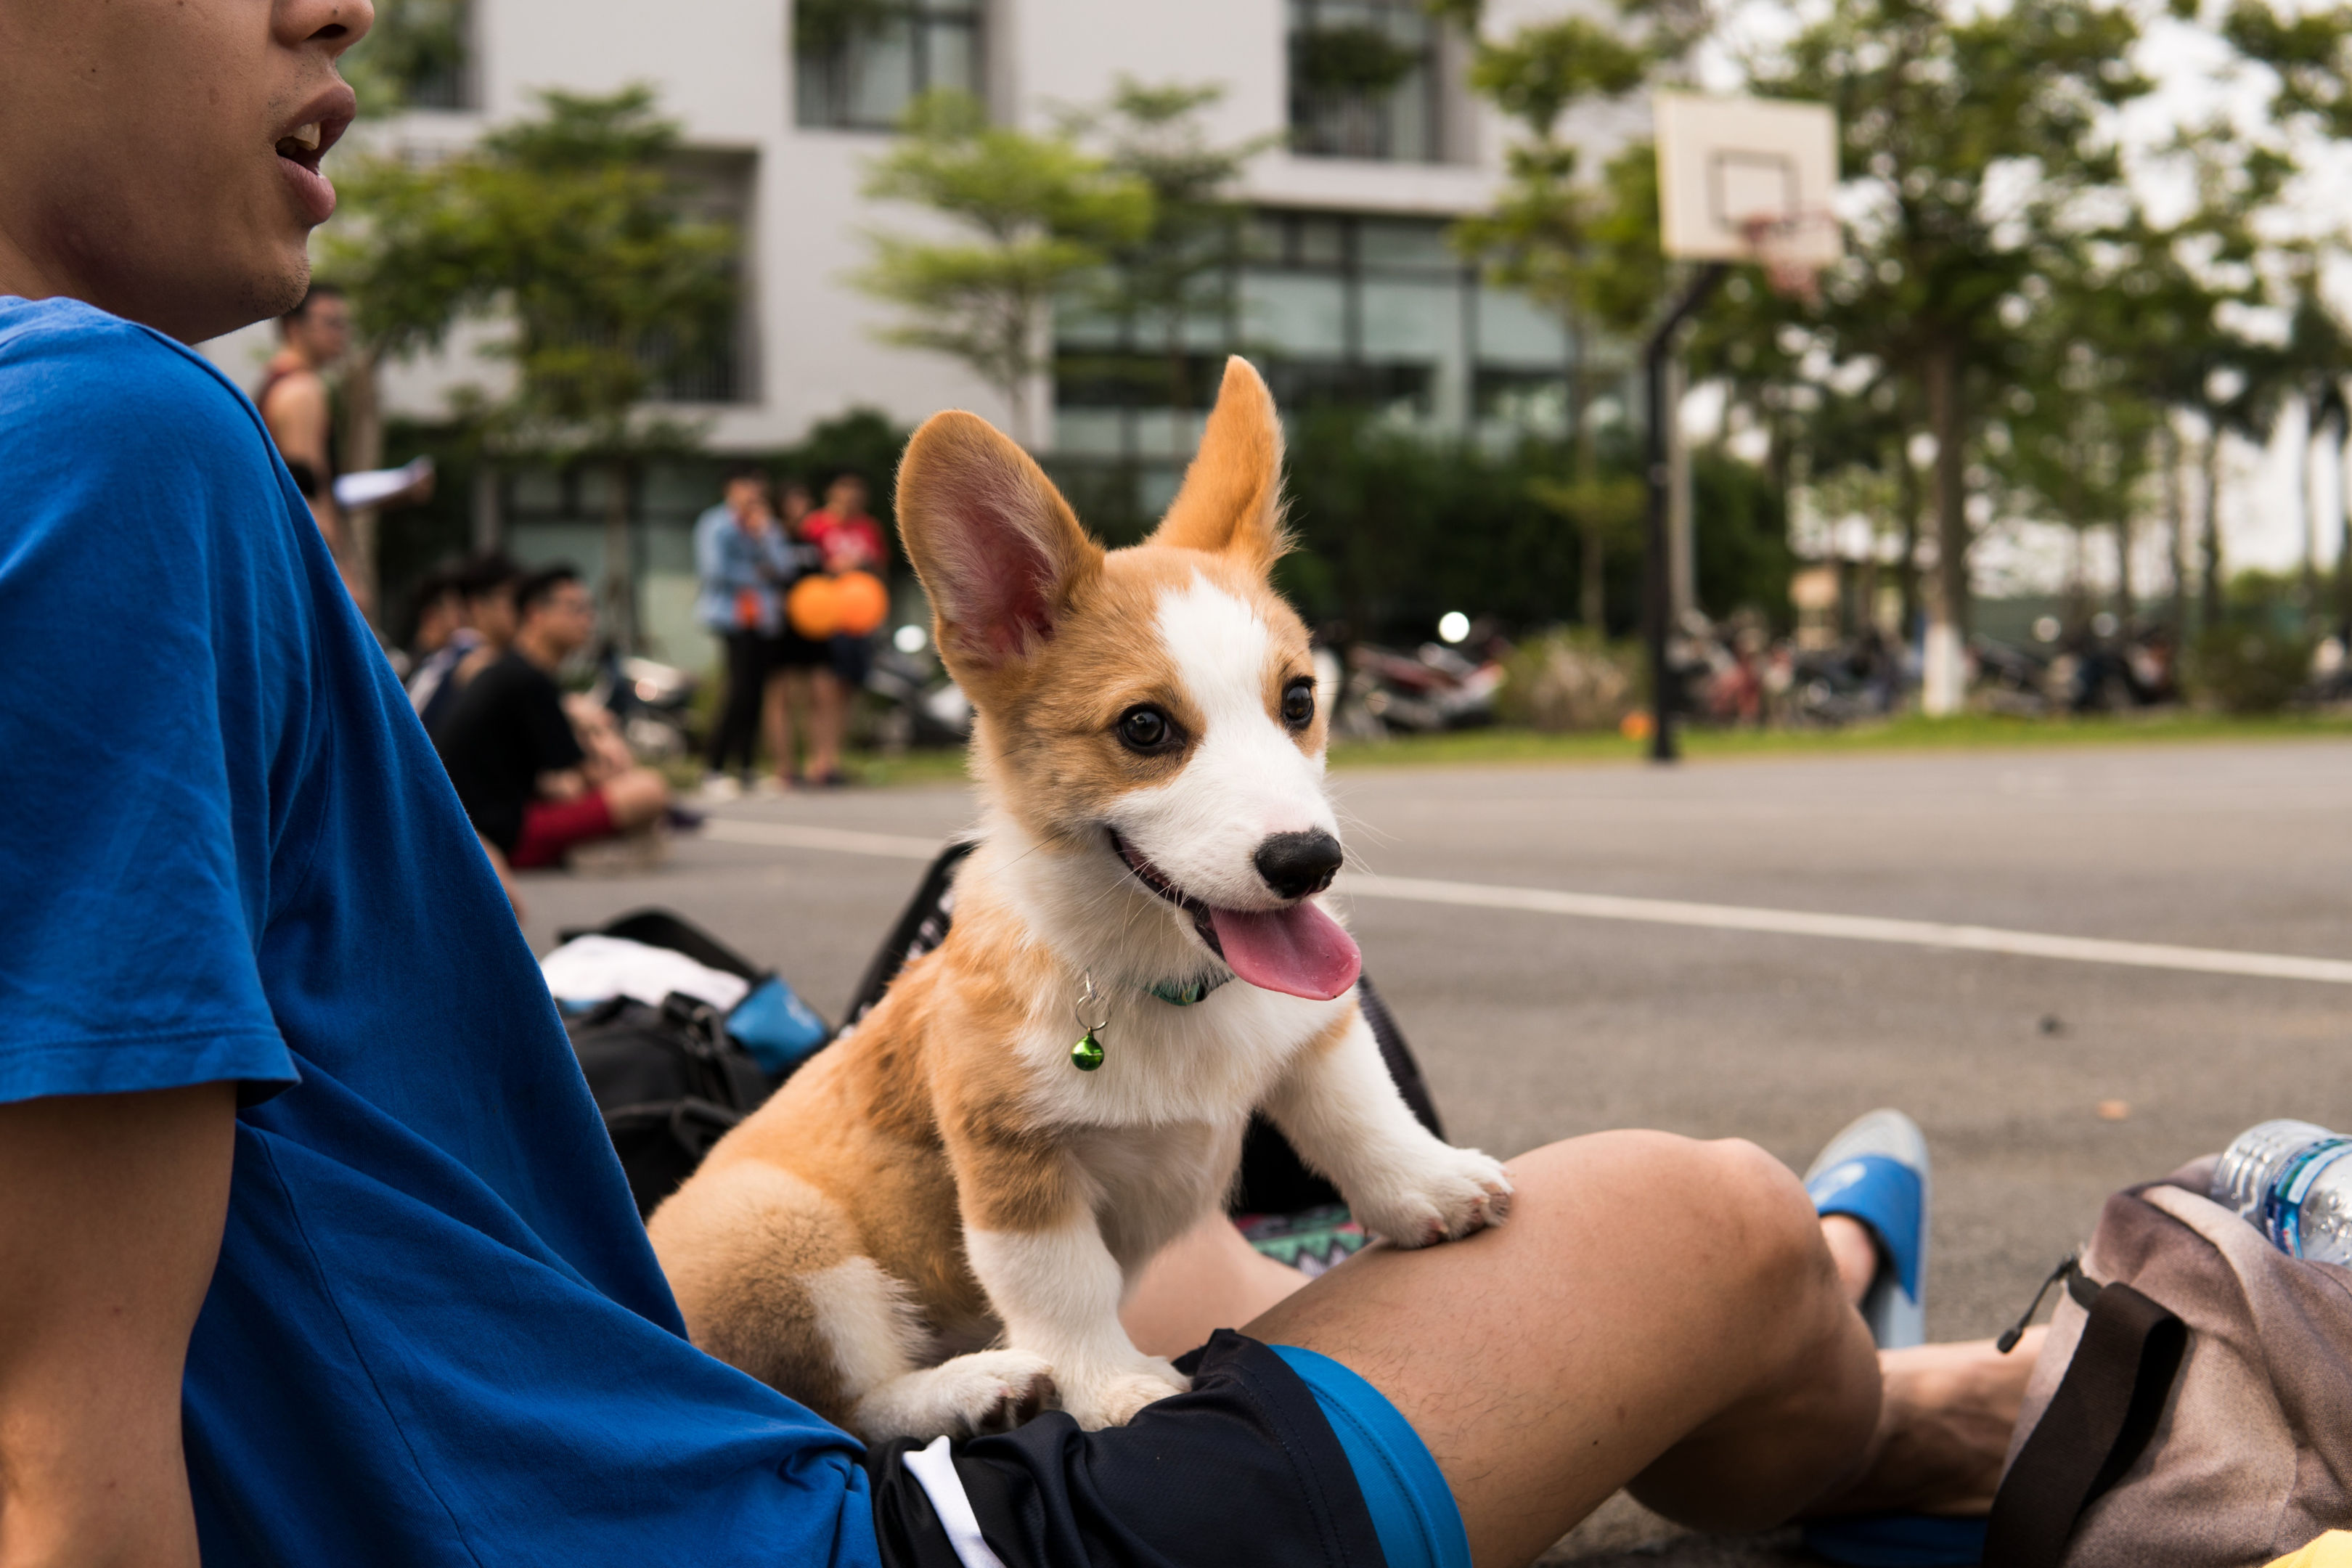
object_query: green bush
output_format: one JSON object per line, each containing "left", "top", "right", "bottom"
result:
{"left": 2186, "top": 622, "right": 2316, "bottom": 714}
{"left": 1273, "top": 412, "right": 1794, "bottom": 644}
{"left": 1495, "top": 629, "right": 1643, "bottom": 731}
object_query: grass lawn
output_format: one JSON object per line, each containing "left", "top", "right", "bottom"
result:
{"left": 1323, "top": 709, "right": 2352, "bottom": 771}
{"left": 670, "top": 710, "right": 2352, "bottom": 793}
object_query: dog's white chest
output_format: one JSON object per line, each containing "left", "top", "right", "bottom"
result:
{"left": 1016, "top": 984, "right": 1346, "bottom": 1130}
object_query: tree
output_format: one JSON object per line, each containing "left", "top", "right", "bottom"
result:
{"left": 306, "top": 0, "right": 477, "bottom": 616}
{"left": 339, "top": 0, "right": 470, "bottom": 114}
{"left": 2119, "top": 0, "right": 2352, "bottom": 632}
{"left": 1747, "top": 0, "right": 2156, "bottom": 661}
{"left": 857, "top": 91, "right": 1152, "bottom": 446}
{"left": 329, "top": 86, "right": 741, "bottom": 647}
{"left": 1447, "top": 6, "right": 1658, "bottom": 631}
{"left": 1061, "top": 80, "right": 1273, "bottom": 421}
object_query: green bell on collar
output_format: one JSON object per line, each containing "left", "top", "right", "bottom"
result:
{"left": 1071, "top": 1029, "right": 1105, "bottom": 1071}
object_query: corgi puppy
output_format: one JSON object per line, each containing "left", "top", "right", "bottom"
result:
{"left": 648, "top": 357, "right": 1511, "bottom": 1440}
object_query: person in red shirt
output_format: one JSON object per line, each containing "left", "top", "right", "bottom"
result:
{"left": 802, "top": 470, "right": 884, "bottom": 576}
{"left": 798, "top": 470, "right": 885, "bottom": 785}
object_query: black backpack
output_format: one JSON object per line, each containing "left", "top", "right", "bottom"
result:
{"left": 558, "top": 910, "right": 811, "bottom": 1217}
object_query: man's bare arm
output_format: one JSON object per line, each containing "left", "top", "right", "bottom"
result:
{"left": 258, "top": 372, "right": 345, "bottom": 552}
{"left": 258, "top": 370, "right": 329, "bottom": 478}
{"left": 0, "top": 1085, "right": 234, "bottom": 1568}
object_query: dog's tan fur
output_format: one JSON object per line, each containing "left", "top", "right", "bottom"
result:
{"left": 649, "top": 359, "right": 1511, "bottom": 1439}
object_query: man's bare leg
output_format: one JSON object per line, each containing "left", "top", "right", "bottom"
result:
{"left": 1123, "top": 1209, "right": 1311, "bottom": 1357}
{"left": 1800, "top": 1210, "right": 2043, "bottom": 1519}
{"left": 761, "top": 671, "right": 799, "bottom": 782}
{"left": 809, "top": 669, "right": 844, "bottom": 780}
{"left": 1804, "top": 1328, "right": 2043, "bottom": 1519}
{"left": 1243, "top": 1132, "right": 1882, "bottom": 1567}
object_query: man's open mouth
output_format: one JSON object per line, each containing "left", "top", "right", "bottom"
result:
{"left": 275, "top": 113, "right": 348, "bottom": 173}
{"left": 1106, "top": 829, "right": 1362, "bottom": 1003}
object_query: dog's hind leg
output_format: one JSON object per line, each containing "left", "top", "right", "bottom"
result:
{"left": 648, "top": 1161, "right": 910, "bottom": 1425}
{"left": 649, "top": 1161, "right": 1053, "bottom": 1439}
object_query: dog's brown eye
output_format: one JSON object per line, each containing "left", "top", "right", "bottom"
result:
{"left": 1281, "top": 679, "right": 1315, "bottom": 730}
{"left": 1118, "top": 706, "right": 1172, "bottom": 751}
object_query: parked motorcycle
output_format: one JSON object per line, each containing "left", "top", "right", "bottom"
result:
{"left": 1346, "top": 641, "right": 1504, "bottom": 734}
{"left": 862, "top": 640, "right": 973, "bottom": 751}
{"left": 589, "top": 644, "right": 698, "bottom": 759}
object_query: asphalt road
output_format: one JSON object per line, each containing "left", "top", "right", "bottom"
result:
{"left": 522, "top": 738, "right": 2352, "bottom": 1561}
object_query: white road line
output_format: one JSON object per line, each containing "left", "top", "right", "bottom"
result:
{"left": 1331, "top": 873, "right": 2352, "bottom": 987}
{"left": 702, "top": 817, "right": 947, "bottom": 860}
{"left": 698, "top": 816, "right": 2352, "bottom": 987}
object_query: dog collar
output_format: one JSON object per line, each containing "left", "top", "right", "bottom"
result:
{"left": 1147, "top": 972, "right": 1230, "bottom": 1007}
{"left": 1071, "top": 968, "right": 1234, "bottom": 1074}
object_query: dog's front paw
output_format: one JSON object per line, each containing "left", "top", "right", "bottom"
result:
{"left": 1058, "top": 1356, "right": 1191, "bottom": 1431}
{"left": 1351, "top": 1146, "right": 1514, "bottom": 1249}
{"left": 852, "top": 1349, "right": 1058, "bottom": 1441}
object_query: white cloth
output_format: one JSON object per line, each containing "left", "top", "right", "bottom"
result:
{"left": 537, "top": 935, "right": 750, "bottom": 1013}
{"left": 904, "top": 1435, "right": 1008, "bottom": 1568}
{"left": 332, "top": 457, "right": 432, "bottom": 509}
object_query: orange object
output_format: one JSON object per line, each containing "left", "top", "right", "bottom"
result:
{"left": 830, "top": 571, "right": 888, "bottom": 636}
{"left": 787, "top": 575, "right": 840, "bottom": 640}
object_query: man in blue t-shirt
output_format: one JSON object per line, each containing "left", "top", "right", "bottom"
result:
{"left": 0, "top": 7, "right": 2038, "bottom": 1568}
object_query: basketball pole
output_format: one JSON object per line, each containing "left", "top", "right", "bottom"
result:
{"left": 1643, "top": 262, "right": 1727, "bottom": 764}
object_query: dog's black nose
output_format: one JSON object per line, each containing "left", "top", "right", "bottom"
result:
{"left": 1254, "top": 830, "right": 1344, "bottom": 901}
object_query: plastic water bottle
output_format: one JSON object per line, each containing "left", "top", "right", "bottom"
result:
{"left": 2210, "top": 1120, "right": 2352, "bottom": 1265}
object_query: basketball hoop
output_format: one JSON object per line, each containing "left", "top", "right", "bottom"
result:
{"left": 1741, "top": 211, "right": 1840, "bottom": 308}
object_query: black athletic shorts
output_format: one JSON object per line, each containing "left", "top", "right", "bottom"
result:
{"left": 830, "top": 631, "right": 874, "bottom": 689}
{"left": 862, "top": 1330, "right": 1466, "bottom": 1568}
{"left": 768, "top": 626, "right": 830, "bottom": 670}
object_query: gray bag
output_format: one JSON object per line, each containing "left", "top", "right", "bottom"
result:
{"left": 1984, "top": 1158, "right": 2352, "bottom": 1567}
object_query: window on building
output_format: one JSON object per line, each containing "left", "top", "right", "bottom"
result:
{"left": 1053, "top": 209, "right": 1575, "bottom": 494}
{"left": 648, "top": 152, "right": 760, "bottom": 405}
{"left": 366, "top": 0, "right": 475, "bottom": 110}
{"left": 1287, "top": 0, "right": 1442, "bottom": 163}
{"left": 794, "top": 0, "right": 984, "bottom": 131}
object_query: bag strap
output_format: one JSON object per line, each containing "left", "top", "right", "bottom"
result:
{"left": 844, "top": 841, "right": 978, "bottom": 1026}
{"left": 1983, "top": 1281, "right": 2188, "bottom": 1568}
{"left": 569, "top": 908, "right": 769, "bottom": 983}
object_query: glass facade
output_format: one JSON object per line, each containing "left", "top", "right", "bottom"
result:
{"left": 1287, "top": 0, "right": 1442, "bottom": 163}
{"left": 795, "top": 1, "right": 985, "bottom": 131}
{"left": 1054, "top": 208, "right": 1572, "bottom": 467}
{"left": 648, "top": 152, "right": 759, "bottom": 405}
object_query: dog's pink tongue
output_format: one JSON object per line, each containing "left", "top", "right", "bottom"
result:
{"left": 1209, "top": 900, "right": 1362, "bottom": 1001}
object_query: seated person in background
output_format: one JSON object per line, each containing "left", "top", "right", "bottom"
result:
{"left": 397, "top": 566, "right": 461, "bottom": 685}
{"left": 414, "top": 550, "right": 521, "bottom": 734}
{"left": 432, "top": 564, "right": 671, "bottom": 888}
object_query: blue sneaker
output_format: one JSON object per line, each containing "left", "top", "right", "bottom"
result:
{"left": 1804, "top": 1108, "right": 1930, "bottom": 1352}
{"left": 1802, "top": 1111, "right": 1975, "bottom": 1567}
{"left": 1802, "top": 1513, "right": 1985, "bottom": 1567}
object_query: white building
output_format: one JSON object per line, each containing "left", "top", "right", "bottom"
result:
{"left": 205, "top": 0, "right": 1627, "bottom": 659}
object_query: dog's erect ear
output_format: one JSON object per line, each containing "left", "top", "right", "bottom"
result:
{"left": 897, "top": 411, "right": 1104, "bottom": 672}
{"left": 1148, "top": 356, "right": 1289, "bottom": 571}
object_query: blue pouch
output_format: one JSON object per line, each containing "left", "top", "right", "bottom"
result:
{"left": 726, "top": 975, "right": 832, "bottom": 1074}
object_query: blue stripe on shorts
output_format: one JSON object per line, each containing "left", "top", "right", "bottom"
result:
{"left": 1271, "top": 1345, "right": 1472, "bottom": 1568}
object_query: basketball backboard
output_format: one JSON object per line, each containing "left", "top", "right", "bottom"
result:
{"left": 1654, "top": 91, "right": 1841, "bottom": 267}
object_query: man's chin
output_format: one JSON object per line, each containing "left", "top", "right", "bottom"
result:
{"left": 198, "top": 243, "right": 314, "bottom": 344}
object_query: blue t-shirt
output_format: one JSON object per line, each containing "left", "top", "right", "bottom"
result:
{"left": 0, "top": 298, "right": 882, "bottom": 1567}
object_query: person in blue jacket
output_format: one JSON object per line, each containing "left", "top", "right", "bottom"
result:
{"left": 693, "top": 464, "right": 795, "bottom": 796}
